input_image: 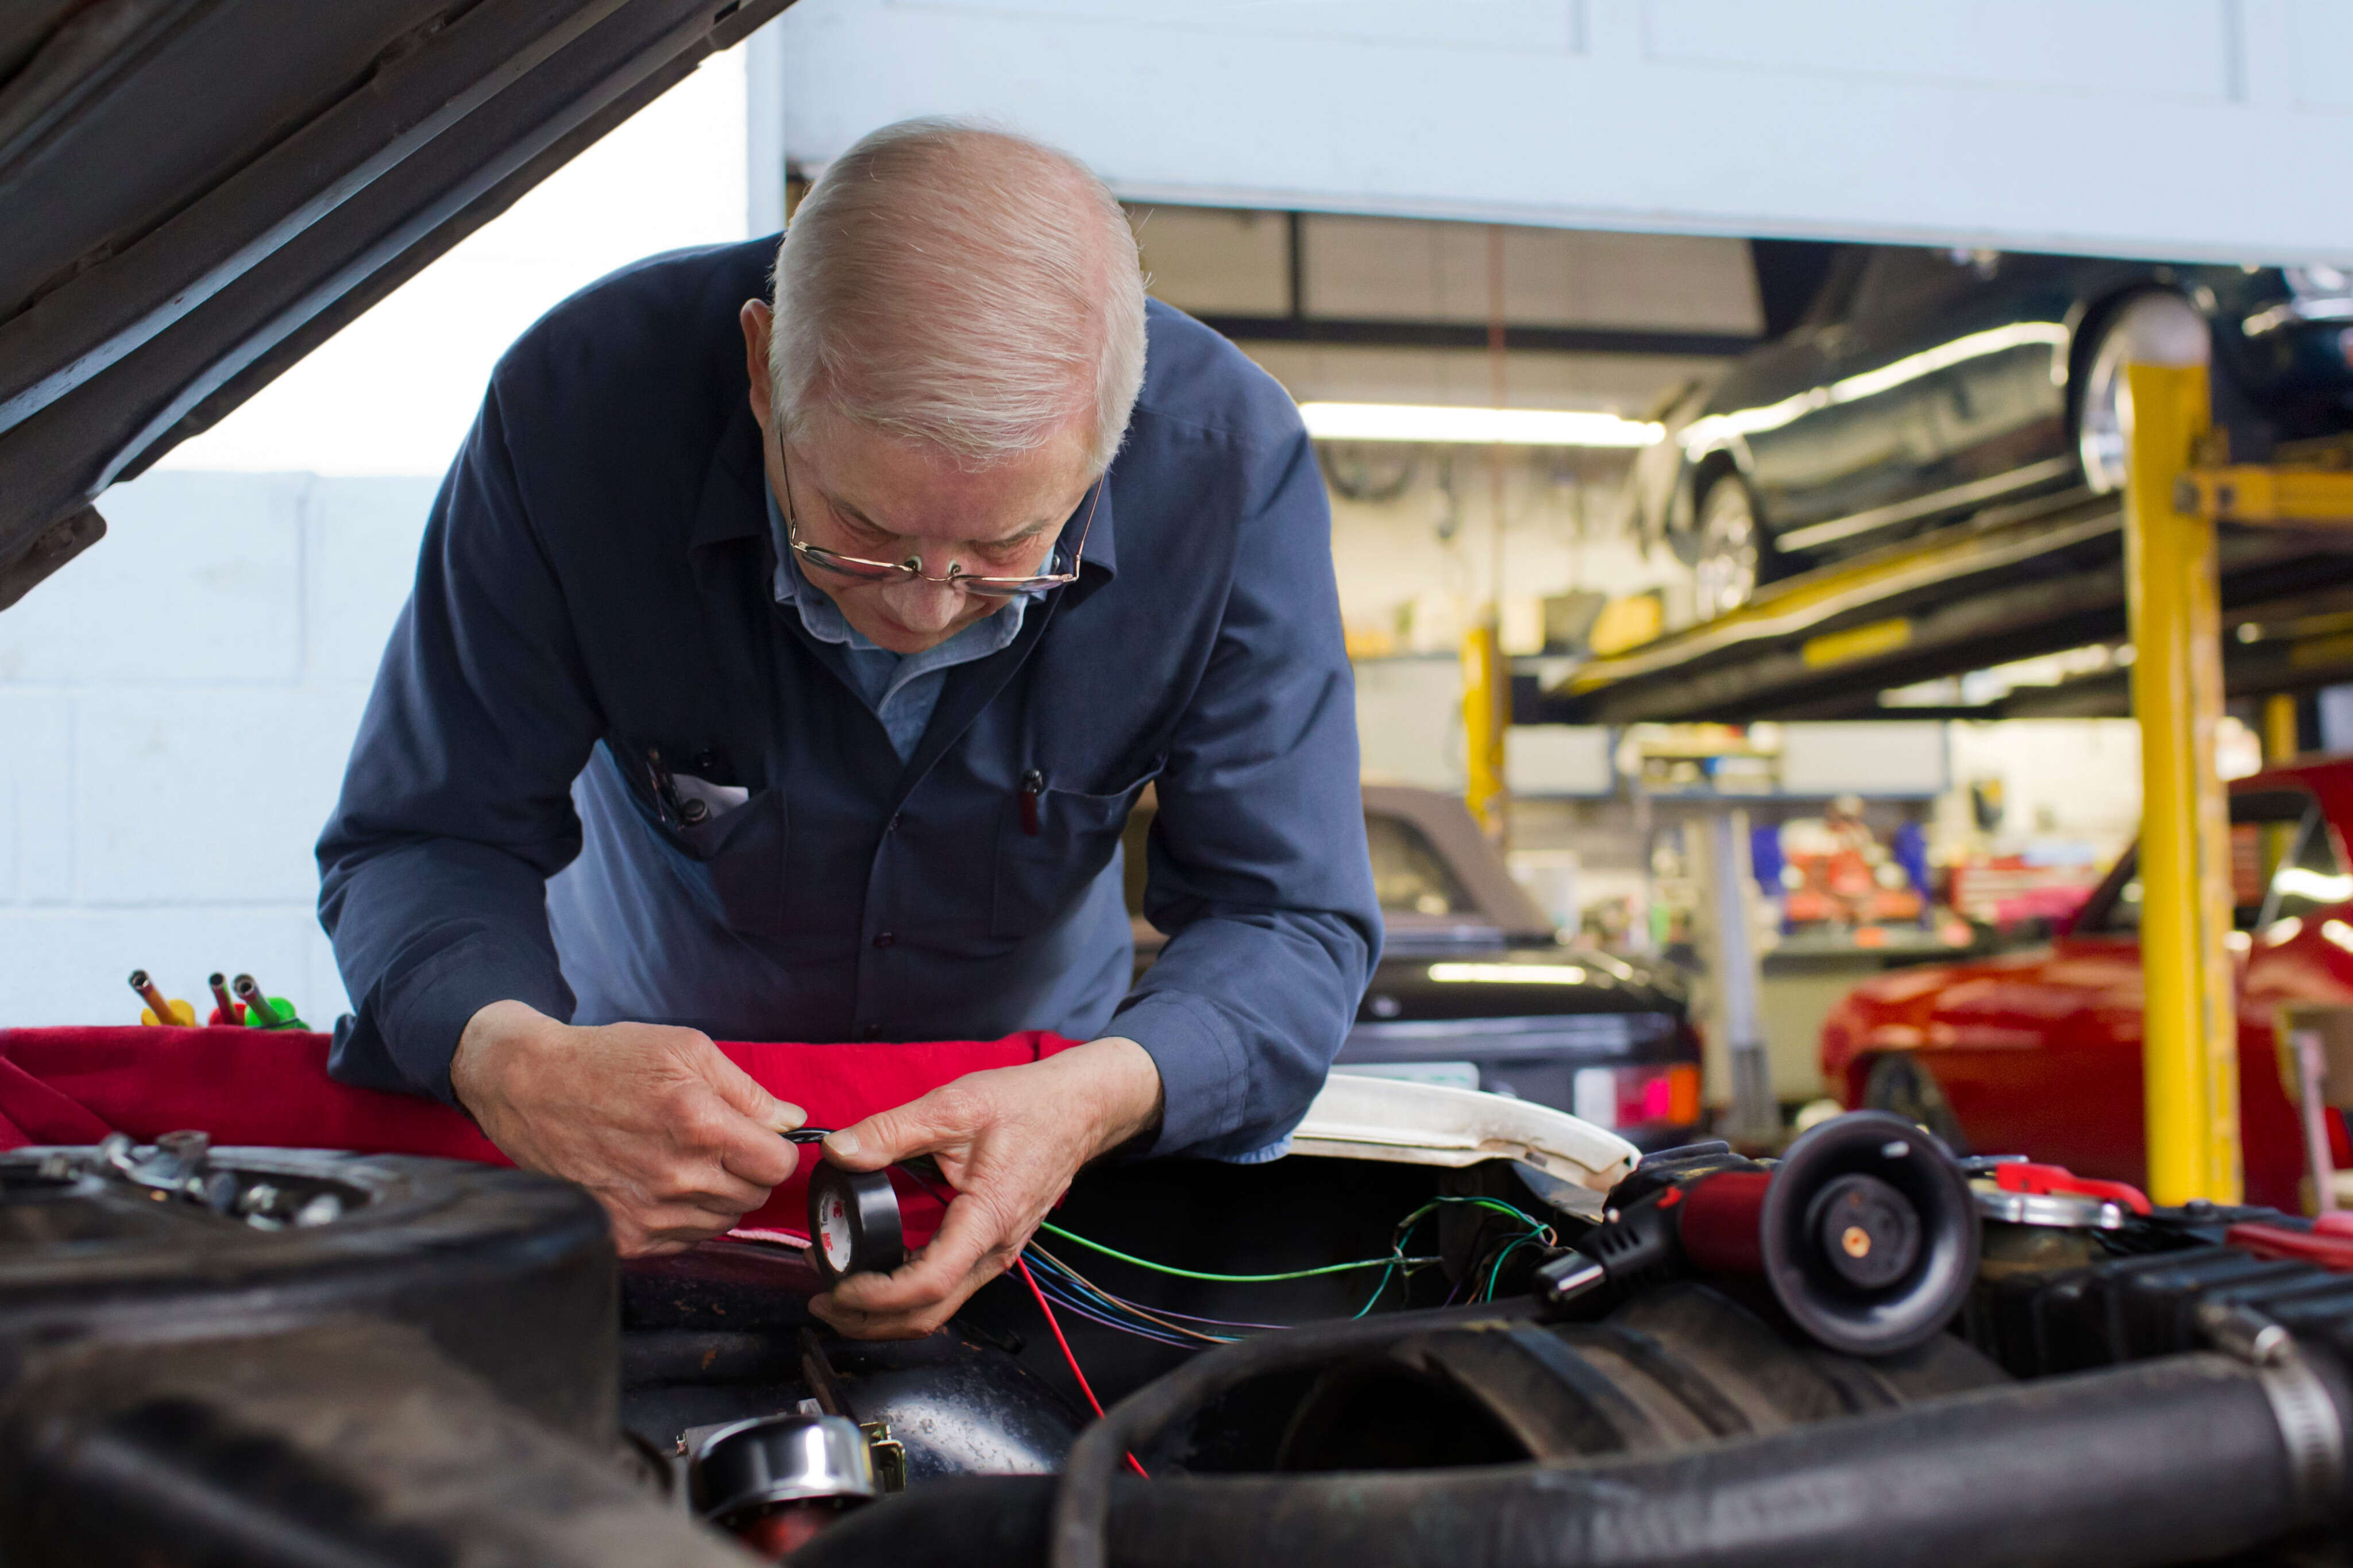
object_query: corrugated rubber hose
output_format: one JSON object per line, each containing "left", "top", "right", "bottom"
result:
{"left": 796, "top": 1347, "right": 2352, "bottom": 1568}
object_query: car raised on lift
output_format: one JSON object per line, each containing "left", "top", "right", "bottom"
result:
{"left": 1629, "top": 245, "right": 2353, "bottom": 621}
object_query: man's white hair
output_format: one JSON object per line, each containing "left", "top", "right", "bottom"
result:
{"left": 769, "top": 118, "right": 1147, "bottom": 474}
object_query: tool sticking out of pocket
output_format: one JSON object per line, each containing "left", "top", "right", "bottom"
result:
{"left": 782, "top": 1130, "right": 951, "bottom": 1285}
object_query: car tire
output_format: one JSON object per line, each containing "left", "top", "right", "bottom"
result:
{"left": 2074, "top": 291, "right": 2209, "bottom": 495}
{"left": 1691, "top": 470, "right": 1770, "bottom": 621}
{"left": 1860, "top": 1053, "right": 1970, "bottom": 1154}
{"left": 0, "top": 1146, "right": 616, "bottom": 1439}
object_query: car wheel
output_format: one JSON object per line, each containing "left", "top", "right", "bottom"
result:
{"left": 1860, "top": 1053, "right": 1969, "bottom": 1154}
{"left": 2074, "top": 291, "right": 2210, "bottom": 495}
{"left": 1692, "top": 472, "right": 1767, "bottom": 620}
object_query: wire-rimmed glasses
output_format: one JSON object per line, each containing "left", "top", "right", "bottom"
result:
{"left": 773, "top": 427, "right": 1097, "bottom": 598}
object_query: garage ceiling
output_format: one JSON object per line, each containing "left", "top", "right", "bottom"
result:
{"left": 765, "top": 1, "right": 2353, "bottom": 268}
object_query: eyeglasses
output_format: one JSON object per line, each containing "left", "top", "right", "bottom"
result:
{"left": 772, "top": 427, "right": 1097, "bottom": 598}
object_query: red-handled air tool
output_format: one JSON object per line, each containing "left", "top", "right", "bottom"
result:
{"left": 1533, "top": 1109, "right": 1980, "bottom": 1357}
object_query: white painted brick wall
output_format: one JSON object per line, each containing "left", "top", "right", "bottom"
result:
{"left": 0, "top": 470, "right": 439, "bottom": 1029}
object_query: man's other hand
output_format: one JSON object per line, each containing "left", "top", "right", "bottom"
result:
{"left": 452, "top": 1000, "right": 806, "bottom": 1256}
{"left": 810, "top": 1037, "right": 1164, "bottom": 1340}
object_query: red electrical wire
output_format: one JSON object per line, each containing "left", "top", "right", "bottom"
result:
{"left": 1015, "top": 1254, "right": 1148, "bottom": 1478}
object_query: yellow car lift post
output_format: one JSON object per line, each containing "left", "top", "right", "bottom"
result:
{"left": 2135, "top": 366, "right": 2353, "bottom": 1204}
{"left": 1463, "top": 620, "right": 1509, "bottom": 839}
{"left": 2123, "top": 362, "right": 2240, "bottom": 1206}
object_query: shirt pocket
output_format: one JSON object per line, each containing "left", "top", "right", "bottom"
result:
{"left": 612, "top": 746, "right": 790, "bottom": 940}
{"left": 670, "top": 788, "right": 789, "bottom": 938}
{"left": 990, "top": 763, "right": 1162, "bottom": 942}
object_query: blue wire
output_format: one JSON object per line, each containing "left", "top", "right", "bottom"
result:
{"left": 1023, "top": 1249, "right": 1237, "bottom": 1345}
{"left": 1027, "top": 1270, "right": 1201, "bottom": 1347}
{"left": 1027, "top": 1245, "right": 1283, "bottom": 1333}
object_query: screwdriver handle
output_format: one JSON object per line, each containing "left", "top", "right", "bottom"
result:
{"left": 232, "top": 975, "right": 282, "bottom": 1028}
{"left": 207, "top": 972, "right": 242, "bottom": 1026}
{"left": 128, "top": 970, "right": 194, "bottom": 1027}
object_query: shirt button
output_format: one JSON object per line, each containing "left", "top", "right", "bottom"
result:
{"left": 873, "top": 932, "right": 895, "bottom": 949}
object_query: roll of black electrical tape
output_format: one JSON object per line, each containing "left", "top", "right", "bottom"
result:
{"left": 808, "top": 1163, "right": 904, "bottom": 1285}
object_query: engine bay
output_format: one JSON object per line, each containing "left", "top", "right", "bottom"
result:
{"left": 3, "top": 1114, "right": 2352, "bottom": 1567}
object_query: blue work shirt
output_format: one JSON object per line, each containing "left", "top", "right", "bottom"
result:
{"left": 316, "top": 237, "right": 1382, "bottom": 1161}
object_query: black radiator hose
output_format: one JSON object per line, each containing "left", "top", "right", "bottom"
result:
{"left": 800, "top": 1351, "right": 2351, "bottom": 1568}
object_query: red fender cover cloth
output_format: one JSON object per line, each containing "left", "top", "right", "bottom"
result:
{"left": 0, "top": 1027, "right": 1079, "bottom": 1243}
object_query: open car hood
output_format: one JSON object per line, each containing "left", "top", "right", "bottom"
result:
{"left": 0, "top": 0, "right": 794, "bottom": 610}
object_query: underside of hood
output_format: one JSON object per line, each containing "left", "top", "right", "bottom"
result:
{"left": 0, "top": 0, "right": 793, "bottom": 610}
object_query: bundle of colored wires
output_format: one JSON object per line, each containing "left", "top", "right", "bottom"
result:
{"left": 874, "top": 1152, "right": 1561, "bottom": 1452}
{"left": 1013, "top": 1195, "right": 1559, "bottom": 1349}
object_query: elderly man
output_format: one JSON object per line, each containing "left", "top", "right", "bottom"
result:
{"left": 318, "top": 119, "right": 1378, "bottom": 1338}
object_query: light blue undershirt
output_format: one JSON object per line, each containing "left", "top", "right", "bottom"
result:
{"left": 766, "top": 486, "right": 1027, "bottom": 760}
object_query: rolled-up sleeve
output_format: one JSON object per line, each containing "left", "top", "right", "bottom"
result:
{"left": 316, "top": 384, "right": 603, "bottom": 1102}
{"left": 1112, "top": 422, "right": 1382, "bottom": 1159}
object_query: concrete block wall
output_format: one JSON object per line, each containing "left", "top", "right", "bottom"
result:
{"left": 0, "top": 469, "right": 438, "bottom": 1029}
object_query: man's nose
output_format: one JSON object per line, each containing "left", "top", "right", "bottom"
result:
{"left": 885, "top": 572, "right": 968, "bottom": 630}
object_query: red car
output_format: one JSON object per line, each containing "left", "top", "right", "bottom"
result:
{"left": 1823, "top": 755, "right": 2353, "bottom": 1211}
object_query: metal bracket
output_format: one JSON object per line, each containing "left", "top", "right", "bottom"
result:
{"left": 859, "top": 1420, "right": 908, "bottom": 1493}
{"left": 2178, "top": 465, "right": 2353, "bottom": 526}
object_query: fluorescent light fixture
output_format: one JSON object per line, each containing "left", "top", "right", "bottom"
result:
{"left": 2275, "top": 868, "right": 2353, "bottom": 906}
{"left": 1428, "top": 963, "right": 1588, "bottom": 985}
{"left": 1299, "top": 402, "right": 1663, "bottom": 447}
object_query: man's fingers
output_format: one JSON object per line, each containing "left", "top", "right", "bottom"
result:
{"left": 676, "top": 1085, "right": 800, "bottom": 1189}
{"left": 671, "top": 1164, "right": 777, "bottom": 1214}
{"left": 823, "top": 1082, "right": 978, "bottom": 1171}
{"left": 823, "top": 1193, "right": 1014, "bottom": 1317}
{"left": 714, "top": 1122, "right": 799, "bottom": 1190}
{"left": 602, "top": 1199, "right": 747, "bottom": 1257}
{"left": 812, "top": 1241, "right": 1002, "bottom": 1339}
{"left": 719, "top": 1138, "right": 797, "bottom": 1194}
{"left": 701, "top": 1046, "right": 807, "bottom": 1136}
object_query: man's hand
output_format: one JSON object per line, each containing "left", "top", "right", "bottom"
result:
{"left": 452, "top": 999, "right": 806, "bottom": 1257}
{"left": 811, "top": 1037, "right": 1164, "bottom": 1339}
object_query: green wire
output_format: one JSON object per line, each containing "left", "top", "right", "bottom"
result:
{"left": 1036, "top": 1220, "right": 1436, "bottom": 1283}
{"left": 1482, "top": 1232, "right": 1546, "bottom": 1301}
{"left": 1034, "top": 1195, "right": 1552, "bottom": 1301}
{"left": 1351, "top": 1258, "right": 1402, "bottom": 1318}
{"left": 1390, "top": 1196, "right": 1551, "bottom": 1239}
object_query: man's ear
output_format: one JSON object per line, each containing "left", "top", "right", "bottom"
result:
{"left": 739, "top": 299, "right": 774, "bottom": 427}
